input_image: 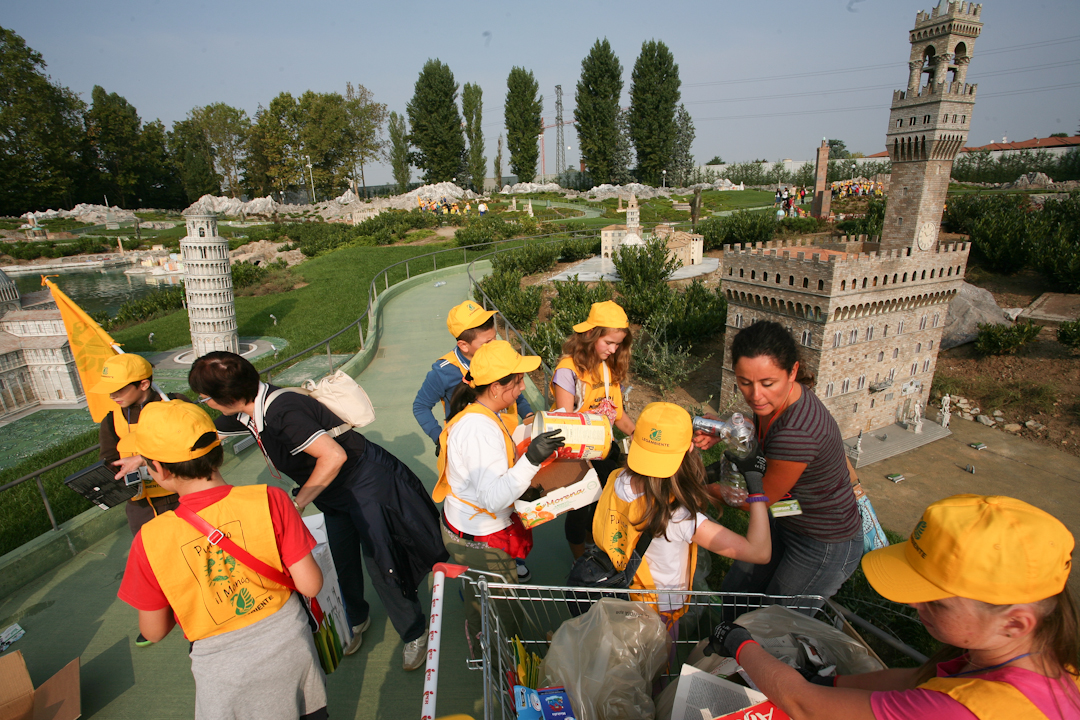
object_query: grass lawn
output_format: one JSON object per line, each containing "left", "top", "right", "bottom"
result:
{"left": 698, "top": 189, "right": 776, "bottom": 213}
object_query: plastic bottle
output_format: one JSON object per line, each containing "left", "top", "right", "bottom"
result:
{"left": 718, "top": 459, "right": 748, "bottom": 506}
{"left": 725, "top": 413, "right": 758, "bottom": 460}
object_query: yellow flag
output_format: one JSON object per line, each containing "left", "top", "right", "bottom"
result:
{"left": 43, "top": 277, "right": 122, "bottom": 422}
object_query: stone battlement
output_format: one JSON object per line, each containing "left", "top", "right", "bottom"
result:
{"left": 725, "top": 238, "right": 969, "bottom": 267}
{"left": 915, "top": 2, "right": 981, "bottom": 27}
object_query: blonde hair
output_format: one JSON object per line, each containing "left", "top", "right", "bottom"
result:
{"left": 561, "top": 326, "right": 633, "bottom": 385}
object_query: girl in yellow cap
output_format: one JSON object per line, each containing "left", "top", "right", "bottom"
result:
{"left": 705, "top": 494, "right": 1080, "bottom": 719}
{"left": 435, "top": 340, "right": 564, "bottom": 657}
{"left": 591, "top": 402, "right": 772, "bottom": 624}
{"left": 551, "top": 300, "right": 636, "bottom": 558}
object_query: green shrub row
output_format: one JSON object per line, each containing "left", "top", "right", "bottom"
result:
{"left": 453, "top": 215, "right": 542, "bottom": 246}
{"left": 1058, "top": 319, "right": 1080, "bottom": 350}
{"left": 476, "top": 270, "right": 542, "bottom": 330}
{"left": 974, "top": 320, "right": 1042, "bottom": 356}
{"left": 92, "top": 286, "right": 186, "bottom": 331}
{"left": 834, "top": 197, "right": 886, "bottom": 238}
{"left": 0, "top": 236, "right": 139, "bottom": 260}
{"left": 698, "top": 210, "right": 778, "bottom": 251}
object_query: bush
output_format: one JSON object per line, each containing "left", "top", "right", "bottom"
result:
{"left": 1058, "top": 319, "right": 1080, "bottom": 349}
{"left": 777, "top": 216, "right": 827, "bottom": 236}
{"left": 664, "top": 280, "right": 727, "bottom": 347}
{"left": 974, "top": 320, "right": 1042, "bottom": 356}
{"left": 698, "top": 210, "right": 777, "bottom": 251}
{"left": 834, "top": 197, "right": 886, "bottom": 238}
{"left": 231, "top": 261, "right": 269, "bottom": 289}
{"left": 632, "top": 316, "right": 707, "bottom": 395}
{"left": 1028, "top": 192, "right": 1080, "bottom": 292}
{"left": 454, "top": 215, "right": 541, "bottom": 247}
{"left": 93, "top": 286, "right": 186, "bottom": 331}
{"left": 522, "top": 321, "right": 565, "bottom": 369}
{"left": 491, "top": 242, "right": 561, "bottom": 275}
{"left": 476, "top": 270, "right": 541, "bottom": 330}
{"left": 558, "top": 236, "right": 601, "bottom": 262}
{"left": 612, "top": 238, "right": 681, "bottom": 322}
{"left": 549, "top": 277, "right": 614, "bottom": 333}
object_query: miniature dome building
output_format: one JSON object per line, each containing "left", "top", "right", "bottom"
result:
{"left": 180, "top": 213, "right": 239, "bottom": 356}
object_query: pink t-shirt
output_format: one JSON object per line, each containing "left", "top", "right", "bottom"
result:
{"left": 871, "top": 656, "right": 1080, "bottom": 719}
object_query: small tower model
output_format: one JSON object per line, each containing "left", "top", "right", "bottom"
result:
{"left": 882, "top": 1, "right": 981, "bottom": 253}
{"left": 719, "top": 1, "right": 979, "bottom": 464}
{"left": 181, "top": 213, "right": 239, "bottom": 357}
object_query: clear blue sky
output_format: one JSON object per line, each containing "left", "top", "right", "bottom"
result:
{"left": 8, "top": 0, "right": 1080, "bottom": 187}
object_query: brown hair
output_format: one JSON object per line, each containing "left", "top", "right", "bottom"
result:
{"left": 626, "top": 447, "right": 712, "bottom": 541}
{"left": 457, "top": 316, "right": 495, "bottom": 343}
{"left": 561, "top": 326, "right": 633, "bottom": 386}
{"left": 914, "top": 587, "right": 1080, "bottom": 698}
{"left": 730, "top": 320, "right": 815, "bottom": 389}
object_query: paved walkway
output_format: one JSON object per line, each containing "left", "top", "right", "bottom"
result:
{"left": 0, "top": 264, "right": 575, "bottom": 720}
{"left": 549, "top": 256, "right": 720, "bottom": 282}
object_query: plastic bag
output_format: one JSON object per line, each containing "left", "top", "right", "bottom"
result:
{"left": 541, "top": 598, "right": 672, "bottom": 720}
{"left": 716, "top": 605, "right": 885, "bottom": 675}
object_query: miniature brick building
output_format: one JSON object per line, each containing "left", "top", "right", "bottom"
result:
{"left": 601, "top": 193, "right": 704, "bottom": 267}
{"left": 181, "top": 213, "right": 239, "bottom": 357}
{"left": 720, "top": 1, "right": 981, "bottom": 441}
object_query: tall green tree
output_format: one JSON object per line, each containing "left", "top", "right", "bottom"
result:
{"left": 169, "top": 118, "right": 221, "bottom": 202}
{"left": 239, "top": 115, "right": 273, "bottom": 199}
{"left": 669, "top": 104, "right": 695, "bottom": 186}
{"left": 505, "top": 67, "right": 542, "bottom": 183}
{"left": 574, "top": 39, "right": 623, "bottom": 185}
{"left": 136, "top": 119, "right": 184, "bottom": 207}
{"left": 190, "top": 103, "right": 250, "bottom": 198}
{"left": 494, "top": 135, "right": 504, "bottom": 189}
{"left": 611, "top": 108, "right": 633, "bottom": 185}
{"left": 388, "top": 111, "right": 411, "bottom": 194}
{"left": 297, "top": 90, "right": 353, "bottom": 200}
{"left": 406, "top": 59, "right": 465, "bottom": 183}
{"left": 0, "top": 27, "right": 86, "bottom": 215}
{"left": 86, "top": 86, "right": 144, "bottom": 207}
{"left": 251, "top": 93, "right": 303, "bottom": 200}
{"left": 828, "top": 139, "right": 850, "bottom": 159}
{"left": 462, "top": 82, "right": 487, "bottom": 191}
{"left": 344, "top": 82, "right": 387, "bottom": 195}
{"left": 629, "top": 40, "right": 681, "bottom": 185}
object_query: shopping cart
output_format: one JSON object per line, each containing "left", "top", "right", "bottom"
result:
{"left": 422, "top": 562, "right": 849, "bottom": 720}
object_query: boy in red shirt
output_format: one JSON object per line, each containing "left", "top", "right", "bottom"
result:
{"left": 117, "top": 401, "right": 328, "bottom": 720}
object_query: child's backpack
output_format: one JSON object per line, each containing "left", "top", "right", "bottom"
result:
{"left": 266, "top": 370, "right": 376, "bottom": 436}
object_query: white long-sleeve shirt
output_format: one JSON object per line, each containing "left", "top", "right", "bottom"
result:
{"left": 444, "top": 412, "right": 541, "bottom": 536}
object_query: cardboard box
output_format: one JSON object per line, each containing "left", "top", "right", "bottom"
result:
{"left": 514, "top": 461, "right": 602, "bottom": 528}
{"left": 302, "top": 514, "right": 353, "bottom": 674}
{"left": 0, "top": 651, "right": 80, "bottom": 720}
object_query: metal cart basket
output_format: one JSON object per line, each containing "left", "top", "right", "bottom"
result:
{"left": 422, "top": 563, "right": 844, "bottom": 720}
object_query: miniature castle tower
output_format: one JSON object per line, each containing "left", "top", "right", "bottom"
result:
{"left": 882, "top": 1, "right": 981, "bottom": 253}
{"left": 718, "top": 2, "right": 978, "bottom": 462}
{"left": 181, "top": 213, "right": 239, "bottom": 357}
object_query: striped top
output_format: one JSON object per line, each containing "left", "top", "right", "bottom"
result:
{"left": 763, "top": 386, "right": 860, "bottom": 543}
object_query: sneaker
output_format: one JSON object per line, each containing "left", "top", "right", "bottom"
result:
{"left": 343, "top": 617, "right": 371, "bottom": 656}
{"left": 134, "top": 633, "right": 153, "bottom": 648}
{"left": 402, "top": 632, "right": 428, "bottom": 671}
{"left": 515, "top": 559, "right": 531, "bottom": 583}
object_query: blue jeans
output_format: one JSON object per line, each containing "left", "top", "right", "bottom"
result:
{"left": 720, "top": 516, "right": 863, "bottom": 615}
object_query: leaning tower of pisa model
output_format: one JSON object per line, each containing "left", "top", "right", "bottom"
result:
{"left": 181, "top": 213, "right": 239, "bottom": 356}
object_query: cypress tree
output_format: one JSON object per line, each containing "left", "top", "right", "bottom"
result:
{"left": 629, "top": 40, "right": 681, "bottom": 186}
{"left": 504, "top": 67, "right": 542, "bottom": 183}
{"left": 462, "top": 83, "right": 487, "bottom": 191}
{"left": 406, "top": 59, "right": 465, "bottom": 183}
{"left": 574, "top": 39, "right": 623, "bottom": 185}
{"left": 388, "top": 111, "right": 411, "bottom": 194}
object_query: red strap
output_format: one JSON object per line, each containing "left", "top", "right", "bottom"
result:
{"left": 174, "top": 504, "right": 296, "bottom": 591}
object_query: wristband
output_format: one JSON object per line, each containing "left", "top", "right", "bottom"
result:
{"left": 746, "top": 494, "right": 770, "bottom": 503}
{"left": 734, "top": 639, "right": 759, "bottom": 664}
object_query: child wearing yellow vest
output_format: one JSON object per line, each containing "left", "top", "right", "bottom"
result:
{"left": 550, "top": 300, "right": 636, "bottom": 558}
{"left": 117, "top": 401, "right": 328, "bottom": 720}
{"left": 594, "top": 402, "right": 772, "bottom": 623}
{"left": 413, "top": 300, "right": 534, "bottom": 454}
{"left": 434, "top": 340, "right": 563, "bottom": 657}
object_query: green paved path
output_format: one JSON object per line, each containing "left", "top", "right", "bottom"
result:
{"left": 0, "top": 263, "right": 575, "bottom": 720}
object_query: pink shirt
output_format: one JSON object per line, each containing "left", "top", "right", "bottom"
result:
{"left": 871, "top": 656, "right": 1080, "bottom": 719}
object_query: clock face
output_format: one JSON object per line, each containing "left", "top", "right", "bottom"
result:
{"left": 917, "top": 222, "right": 937, "bottom": 251}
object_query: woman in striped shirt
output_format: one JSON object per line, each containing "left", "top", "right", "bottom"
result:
{"left": 695, "top": 321, "right": 862, "bottom": 608}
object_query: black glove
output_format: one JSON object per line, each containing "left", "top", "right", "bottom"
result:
{"left": 525, "top": 429, "right": 564, "bottom": 466}
{"left": 744, "top": 470, "right": 764, "bottom": 496}
{"left": 726, "top": 448, "right": 767, "bottom": 478}
{"left": 705, "top": 460, "right": 724, "bottom": 485}
{"left": 703, "top": 621, "right": 755, "bottom": 659}
{"left": 434, "top": 438, "right": 441, "bottom": 457}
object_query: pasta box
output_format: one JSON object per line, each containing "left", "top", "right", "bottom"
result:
{"left": 514, "top": 460, "right": 602, "bottom": 528}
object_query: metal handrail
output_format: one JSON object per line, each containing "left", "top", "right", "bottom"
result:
{"left": 0, "top": 443, "right": 101, "bottom": 531}
{"left": 258, "top": 229, "right": 593, "bottom": 382}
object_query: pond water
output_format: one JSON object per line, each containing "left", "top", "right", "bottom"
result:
{"left": 14, "top": 269, "right": 181, "bottom": 316}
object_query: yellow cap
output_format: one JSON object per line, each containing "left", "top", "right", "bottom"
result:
{"left": 627, "top": 402, "right": 692, "bottom": 478}
{"left": 90, "top": 354, "right": 153, "bottom": 394}
{"left": 117, "top": 401, "right": 221, "bottom": 463}
{"left": 862, "top": 494, "right": 1074, "bottom": 605}
{"left": 447, "top": 300, "right": 496, "bottom": 339}
{"left": 572, "top": 301, "right": 629, "bottom": 334}
{"left": 469, "top": 340, "right": 540, "bottom": 386}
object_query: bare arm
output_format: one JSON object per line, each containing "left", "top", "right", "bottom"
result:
{"left": 293, "top": 435, "right": 347, "bottom": 510}
{"left": 836, "top": 668, "right": 922, "bottom": 692}
{"left": 692, "top": 501, "right": 771, "bottom": 564}
{"left": 138, "top": 607, "right": 176, "bottom": 643}
{"left": 736, "top": 643, "right": 877, "bottom": 720}
{"left": 553, "top": 386, "right": 576, "bottom": 413}
{"left": 614, "top": 412, "right": 635, "bottom": 436}
{"left": 286, "top": 552, "right": 324, "bottom": 598}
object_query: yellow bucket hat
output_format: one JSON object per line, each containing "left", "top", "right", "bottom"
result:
{"left": 447, "top": 300, "right": 496, "bottom": 339}
{"left": 117, "top": 401, "right": 221, "bottom": 463}
{"left": 572, "top": 301, "right": 629, "bottom": 333}
{"left": 628, "top": 402, "right": 693, "bottom": 478}
{"left": 469, "top": 340, "right": 540, "bottom": 386}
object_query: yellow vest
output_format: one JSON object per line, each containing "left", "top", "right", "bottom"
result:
{"left": 551, "top": 357, "right": 624, "bottom": 421}
{"left": 438, "top": 350, "right": 521, "bottom": 426}
{"left": 141, "top": 485, "right": 291, "bottom": 641}
{"left": 434, "top": 403, "right": 519, "bottom": 520}
{"left": 921, "top": 673, "right": 1080, "bottom": 718}
{"left": 112, "top": 395, "right": 175, "bottom": 501}
{"left": 592, "top": 469, "right": 697, "bottom": 621}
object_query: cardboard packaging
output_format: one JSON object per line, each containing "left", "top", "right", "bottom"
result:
{"left": 514, "top": 686, "right": 577, "bottom": 720}
{"left": 514, "top": 461, "right": 602, "bottom": 528}
{"left": 0, "top": 651, "right": 80, "bottom": 720}
{"left": 302, "top": 514, "right": 353, "bottom": 674}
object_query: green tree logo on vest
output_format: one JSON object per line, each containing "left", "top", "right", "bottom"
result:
{"left": 231, "top": 587, "right": 256, "bottom": 615}
{"left": 204, "top": 546, "right": 237, "bottom": 584}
